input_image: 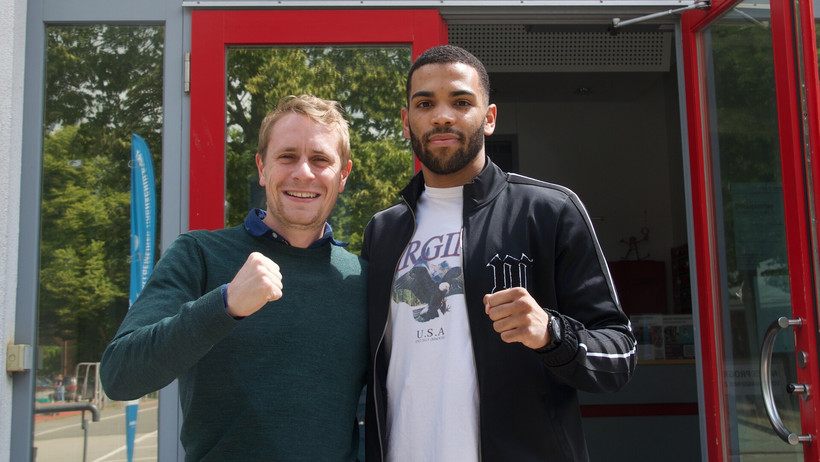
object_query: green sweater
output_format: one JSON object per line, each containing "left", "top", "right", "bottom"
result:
{"left": 101, "top": 225, "right": 368, "bottom": 461}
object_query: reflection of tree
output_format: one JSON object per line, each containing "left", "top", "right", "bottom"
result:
{"left": 38, "top": 26, "right": 164, "bottom": 376}
{"left": 225, "top": 47, "right": 414, "bottom": 252}
{"left": 711, "top": 24, "right": 785, "bottom": 274}
{"left": 711, "top": 22, "right": 789, "bottom": 363}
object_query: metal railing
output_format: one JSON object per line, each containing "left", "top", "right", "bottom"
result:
{"left": 34, "top": 402, "right": 100, "bottom": 462}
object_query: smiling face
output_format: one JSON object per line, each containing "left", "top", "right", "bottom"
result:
{"left": 402, "top": 62, "right": 497, "bottom": 188}
{"left": 256, "top": 112, "right": 351, "bottom": 248}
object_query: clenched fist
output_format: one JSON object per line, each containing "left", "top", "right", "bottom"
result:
{"left": 226, "top": 252, "right": 283, "bottom": 318}
{"left": 484, "top": 287, "right": 550, "bottom": 350}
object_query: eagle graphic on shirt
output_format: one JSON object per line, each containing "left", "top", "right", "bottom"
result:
{"left": 392, "top": 263, "right": 464, "bottom": 322}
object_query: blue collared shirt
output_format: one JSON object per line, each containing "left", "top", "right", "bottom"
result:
{"left": 243, "top": 208, "right": 347, "bottom": 248}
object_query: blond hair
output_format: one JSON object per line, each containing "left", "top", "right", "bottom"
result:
{"left": 257, "top": 94, "right": 351, "bottom": 165}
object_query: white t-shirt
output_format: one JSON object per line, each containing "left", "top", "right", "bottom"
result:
{"left": 385, "top": 185, "right": 480, "bottom": 462}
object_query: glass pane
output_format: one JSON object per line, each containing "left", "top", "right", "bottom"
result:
{"left": 225, "top": 46, "right": 414, "bottom": 253}
{"left": 35, "top": 25, "right": 163, "bottom": 461}
{"left": 224, "top": 45, "right": 411, "bottom": 460}
{"left": 708, "top": 1, "right": 803, "bottom": 459}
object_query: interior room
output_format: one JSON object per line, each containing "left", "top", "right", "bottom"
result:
{"left": 451, "top": 23, "right": 700, "bottom": 461}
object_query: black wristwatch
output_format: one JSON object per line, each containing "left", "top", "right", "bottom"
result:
{"left": 546, "top": 315, "right": 563, "bottom": 348}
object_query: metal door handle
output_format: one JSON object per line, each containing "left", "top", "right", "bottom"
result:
{"left": 759, "top": 317, "right": 813, "bottom": 445}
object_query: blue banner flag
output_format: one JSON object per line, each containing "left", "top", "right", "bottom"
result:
{"left": 127, "top": 133, "right": 156, "bottom": 462}
{"left": 130, "top": 133, "right": 156, "bottom": 305}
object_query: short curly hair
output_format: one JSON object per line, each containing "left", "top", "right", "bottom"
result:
{"left": 406, "top": 45, "right": 491, "bottom": 105}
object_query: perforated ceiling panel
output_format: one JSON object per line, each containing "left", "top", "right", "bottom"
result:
{"left": 449, "top": 24, "right": 671, "bottom": 72}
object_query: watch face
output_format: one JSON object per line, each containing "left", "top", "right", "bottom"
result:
{"left": 550, "top": 317, "right": 562, "bottom": 343}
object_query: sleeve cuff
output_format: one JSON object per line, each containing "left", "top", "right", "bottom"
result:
{"left": 222, "top": 283, "right": 245, "bottom": 320}
{"left": 537, "top": 315, "right": 579, "bottom": 367}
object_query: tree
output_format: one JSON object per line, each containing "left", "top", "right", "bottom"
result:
{"left": 38, "top": 25, "right": 164, "bottom": 374}
{"left": 38, "top": 37, "right": 411, "bottom": 375}
{"left": 711, "top": 23, "right": 786, "bottom": 277}
{"left": 225, "top": 47, "right": 414, "bottom": 252}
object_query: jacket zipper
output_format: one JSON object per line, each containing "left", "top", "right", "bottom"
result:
{"left": 373, "top": 195, "right": 417, "bottom": 462}
{"left": 459, "top": 221, "right": 483, "bottom": 462}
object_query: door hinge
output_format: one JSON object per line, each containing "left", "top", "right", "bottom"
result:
{"left": 184, "top": 51, "right": 191, "bottom": 94}
{"left": 6, "top": 343, "right": 32, "bottom": 372}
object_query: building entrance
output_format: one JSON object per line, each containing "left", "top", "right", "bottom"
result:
{"left": 190, "top": 12, "right": 699, "bottom": 461}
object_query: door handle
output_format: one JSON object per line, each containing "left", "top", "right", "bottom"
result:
{"left": 759, "top": 317, "right": 813, "bottom": 445}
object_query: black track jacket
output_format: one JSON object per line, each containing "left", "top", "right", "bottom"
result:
{"left": 362, "top": 158, "right": 637, "bottom": 462}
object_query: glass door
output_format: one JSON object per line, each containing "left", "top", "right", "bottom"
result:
{"left": 681, "top": 0, "right": 820, "bottom": 460}
{"left": 33, "top": 25, "right": 164, "bottom": 462}
{"left": 187, "top": 9, "right": 447, "bottom": 458}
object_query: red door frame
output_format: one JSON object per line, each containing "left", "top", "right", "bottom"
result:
{"left": 776, "top": 0, "right": 820, "bottom": 456}
{"left": 681, "top": 0, "right": 820, "bottom": 459}
{"left": 189, "top": 9, "right": 448, "bottom": 230}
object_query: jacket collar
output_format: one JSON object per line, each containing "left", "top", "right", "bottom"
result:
{"left": 401, "top": 155, "right": 508, "bottom": 212}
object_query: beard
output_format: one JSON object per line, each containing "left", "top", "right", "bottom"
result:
{"left": 410, "top": 123, "right": 485, "bottom": 175}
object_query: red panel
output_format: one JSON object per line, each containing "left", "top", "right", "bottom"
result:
{"left": 795, "top": 3, "right": 820, "bottom": 450}
{"left": 680, "top": 10, "right": 729, "bottom": 459}
{"left": 680, "top": 2, "right": 748, "bottom": 459}
{"left": 771, "top": 0, "right": 820, "bottom": 456}
{"left": 608, "top": 261, "right": 667, "bottom": 315}
{"left": 190, "top": 10, "right": 448, "bottom": 230}
{"left": 190, "top": 10, "right": 227, "bottom": 231}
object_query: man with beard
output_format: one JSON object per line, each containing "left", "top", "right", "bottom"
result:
{"left": 362, "top": 45, "right": 637, "bottom": 462}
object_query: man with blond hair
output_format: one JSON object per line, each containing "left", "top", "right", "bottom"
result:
{"left": 102, "top": 95, "right": 367, "bottom": 461}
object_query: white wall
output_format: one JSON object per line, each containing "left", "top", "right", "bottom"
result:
{"left": 0, "top": 0, "right": 26, "bottom": 457}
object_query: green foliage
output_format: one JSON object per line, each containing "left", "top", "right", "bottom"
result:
{"left": 711, "top": 24, "right": 780, "bottom": 184}
{"left": 710, "top": 23, "right": 787, "bottom": 274}
{"left": 39, "top": 37, "right": 410, "bottom": 373}
{"left": 225, "top": 47, "right": 414, "bottom": 252}
{"left": 38, "top": 345, "right": 63, "bottom": 379}
{"left": 39, "top": 26, "right": 164, "bottom": 366}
